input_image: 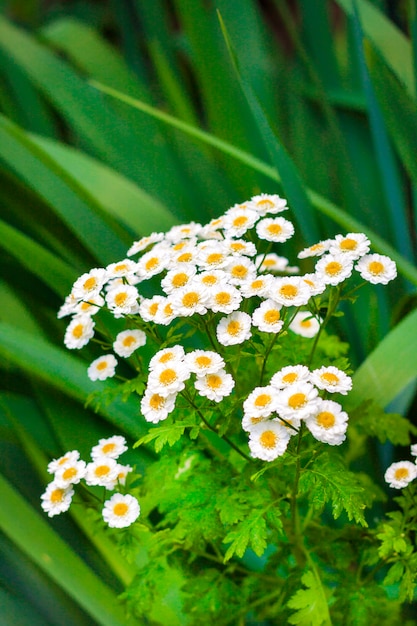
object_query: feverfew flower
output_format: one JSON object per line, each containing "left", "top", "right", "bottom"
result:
{"left": 216, "top": 311, "right": 252, "bottom": 346}
{"left": 136, "top": 249, "right": 168, "bottom": 279}
{"left": 240, "top": 274, "right": 274, "bottom": 298}
{"left": 256, "top": 253, "right": 293, "bottom": 273}
{"left": 48, "top": 450, "right": 80, "bottom": 475}
{"left": 226, "top": 257, "right": 257, "bottom": 286}
{"left": 275, "top": 382, "right": 319, "bottom": 420}
{"left": 127, "top": 232, "right": 164, "bottom": 256}
{"left": 105, "top": 284, "right": 139, "bottom": 316}
{"left": 106, "top": 259, "right": 138, "bottom": 280}
{"left": 194, "top": 369, "right": 235, "bottom": 402}
{"left": 41, "top": 483, "right": 74, "bottom": 517}
{"left": 113, "top": 329, "right": 147, "bottom": 357}
{"left": 147, "top": 362, "right": 190, "bottom": 396}
{"left": 298, "top": 239, "right": 332, "bottom": 259}
{"left": 141, "top": 390, "right": 177, "bottom": 423}
{"left": 88, "top": 354, "right": 117, "bottom": 381}
{"left": 148, "top": 345, "right": 185, "bottom": 371}
{"left": 310, "top": 366, "right": 352, "bottom": 395}
{"left": 75, "top": 294, "right": 105, "bottom": 317}
{"left": 329, "top": 233, "right": 370, "bottom": 260}
{"left": 72, "top": 268, "right": 108, "bottom": 300}
{"left": 224, "top": 239, "right": 257, "bottom": 257}
{"left": 54, "top": 459, "right": 87, "bottom": 488}
{"left": 64, "top": 315, "right": 95, "bottom": 349}
{"left": 165, "top": 221, "right": 202, "bottom": 243}
{"left": 208, "top": 284, "right": 242, "bottom": 314}
{"left": 139, "top": 295, "right": 165, "bottom": 322}
{"left": 184, "top": 350, "right": 225, "bottom": 375}
{"left": 255, "top": 217, "right": 294, "bottom": 243}
{"left": 223, "top": 206, "right": 258, "bottom": 237}
{"left": 249, "top": 193, "right": 287, "bottom": 215}
{"left": 85, "top": 457, "right": 121, "bottom": 488}
{"left": 355, "top": 253, "right": 397, "bottom": 285}
{"left": 305, "top": 399, "right": 349, "bottom": 445}
{"left": 196, "top": 269, "right": 229, "bottom": 290}
{"left": 270, "top": 365, "right": 310, "bottom": 389}
{"left": 102, "top": 493, "right": 140, "bottom": 528}
{"left": 170, "top": 283, "right": 210, "bottom": 317}
{"left": 248, "top": 421, "right": 291, "bottom": 461}
{"left": 252, "top": 299, "right": 283, "bottom": 334}
{"left": 385, "top": 461, "right": 417, "bottom": 489}
{"left": 315, "top": 253, "right": 353, "bottom": 286}
{"left": 289, "top": 311, "right": 321, "bottom": 338}
{"left": 269, "top": 276, "right": 311, "bottom": 307}
{"left": 241, "top": 414, "right": 269, "bottom": 433}
{"left": 301, "top": 273, "right": 326, "bottom": 297}
{"left": 91, "top": 436, "right": 128, "bottom": 460}
{"left": 243, "top": 386, "right": 278, "bottom": 418}
{"left": 196, "top": 242, "right": 229, "bottom": 270}
{"left": 161, "top": 264, "right": 197, "bottom": 293}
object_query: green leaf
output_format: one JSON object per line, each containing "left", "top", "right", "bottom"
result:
{"left": 134, "top": 419, "right": 196, "bottom": 453}
{"left": 223, "top": 509, "right": 268, "bottom": 562}
{"left": 287, "top": 569, "right": 331, "bottom": 626}
{"left": 351, "top": 400, "right": 416, "bottom": 445}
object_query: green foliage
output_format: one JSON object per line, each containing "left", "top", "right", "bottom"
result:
{"left": 287, "top": 569, "right": 332, "bottom": 626}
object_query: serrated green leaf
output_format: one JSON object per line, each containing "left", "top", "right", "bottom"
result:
{"left": 287, "top": 569, "right": 331, "bottom": 626}
{"left": 223, "top": 510, "right": 267, "bottom": 562}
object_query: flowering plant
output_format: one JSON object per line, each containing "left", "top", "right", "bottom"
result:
{"left": 43, "top": 194, "right": 417, "bottom": 624}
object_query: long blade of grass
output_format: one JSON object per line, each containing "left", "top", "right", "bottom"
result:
{"left": 90, "top": 80, "right": 417, "bottom": 286}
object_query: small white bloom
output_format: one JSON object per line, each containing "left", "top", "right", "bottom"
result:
{"left": 270, "top": 365, "right": 310, "bottom": 389}
{"left": 243, "top": 386, "right": 278, "bottom": 418}
{"left": 88, "top": 354, "right": 117, "bottom": 381}
{"left": 91, "top": 436, "right": 128, "bottom": 460}
{"left": 127, "top": 232, "right": 164, "bottom": 256}
{"left": 256, "top": 217, "right": 295, "bottom": 243}
{"left": 170, "top": 245, "right": 199, "bottom": 267}
{"left": 385, "top": 461, "right": 417, "bottom": 489}
{"left": 148, "top": 345, "right": 185, "bottom": 371}
{"left": 136, "top": 249, "right": 168, "bottom": 279}
{"left": 140, "top": 389, "right": 177, "bottom": 423}
{"left": 310, "top": 366, "right": 352, "bottom": 395}
{"left": 113, "top": 329, "right": 147, "bottom": 357}
{"left": 75, "top": 294, "right": 105, "bottom": 317}
{"left": 297, "top": 239, "right": 332, "bottom": 259}
{"left": 196, "top": 242, "right": 230, "bottom": 270}
{"left": 64, "top": 315, "right": 95, "bottom": 349}
{"left": 41, "top": 482, "right": 74, "bottom": 517}
{"left": 241, "top": 414, "right": 269, "bottom": 432}
{"left": 105, "top": 284, "right": 139, "bottom": 316}
{"left": 269, "top": 276, "right": 311, "bottom": 307}
{"left": 256, "top": 253, "right": 294, "bottom": 273}
{"left": 275, "top": 382, "right": 319, "bottom": 420}
{"left": 248, "top": 421, "right": 291, "bottom": 461}
{"left": 223, "top": 206, "right": 258, "bottom": 237}
{"left": 138, "top": 295, "right": 165, "bottom": 322}
{"left": 329, "top": 233, "right": 370, "bottom": 260}
{"left": 301, "top": 273, "right": 327, "bottom": 297}
{"left": 249, "top": 193, "right": 288, "bottom": 215}
{"left": 226, "top": 257, "right": 257, "bottom": 286}
{"left": 216, "top": 311, "right": 252, "bottom": 346}
{"left": 72, "top": 268, "right": 108, "bottom": 300}
{"left": 305, "top": 399, "right": 349, "bottom": 445}
{"left": 239, "top": 274, "right": 274, "bottom": 298}
{"left": 184, "top": 350, "right": 225, "bottom": 375}
{"left": 223, "top": 239, "right": 257, "bottom": 257}
{"left": 85, "top": 456, "right": 121, "bottom": 488}
{"left": 252, "top": 299, "right": 283, "bottom": 333}
{"left": 165, "top": 222, "right": 202, "bottom": 243}
{"left": 115, "top": 464, "right": 133, "bottom": 485}
{"left": 315, "top": 253, "right": 353, "bottom": 286}
{"left": 355, "top": 253, "right": 397, "bottom": 285}
{"left": 161, "top": 264, "right": 197, "bottom": 293}
{"left": 289, "top": 311, "right": 321, "bottom": 338}
{"left": 153, "top": 297, "right": 178, "bottom": 326}
{"left": 106, "top": 259, "right": 138, "bottom": 280}
{"left": 102, "top": 493, "right": 140, "bottom": 528}
{"left": 410, "top": 444, "right": 417, "bottom": 457}
{"left": 58, "top": 294, "right": 79, "bottom": 319}
{"left": 195, "top": 269, "right": 229, "bottom": 290}
{"left": 48, "top": 450, "right": 80, "bottom": 475}
{"left": 208, "top": 284, "right": 243, "bottom": 314}
{"left": 194, "top": 369, "right": 235, "bottom": 402}
{"left": 54, "top": 459, "right": 86, "bottom": 488}
{"left": 147, "top": 362, "right": 190, "bottom": 396}
{"left": 170, "top": 282, "right": 210, "bottom": 317}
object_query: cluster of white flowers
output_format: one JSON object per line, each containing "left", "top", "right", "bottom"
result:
{"left": 384, "top": 444, "right": 417, "bottom": 489}
{"left": 242, "top": 364, "right": 352, "bottom": 461}
{"left": 41, "top": 436, "right": 140, "bottom": 528}
{"left": 57, "top": 193, "right": 398, "bottom": 465}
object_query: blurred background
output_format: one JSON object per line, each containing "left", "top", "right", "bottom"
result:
{"left": 0, "top": 1, "right": 416, "bottom": 624}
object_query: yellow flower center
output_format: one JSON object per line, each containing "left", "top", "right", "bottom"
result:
{"left": 95, "top": 465, "right": 110, "bottom": 477}
{"left": 257, "top": 199, "right": 274, "bottom": 209}
{"left": 149, "top": 394, "right": 165, "bottom": 410}
{"left": 227, "top": 320, "right": 241, "bottom": 336}
{"left": 394, "top": 468, "right": 409, "bottom": 480}
{"left": 114, "top": 292, "right": 128, "bottom": 307}
{"left": 113, "top": 502, "right": 129, "bottom": 516}
{"left": 215, "top": 292, "right": 232, "bottom": 305}
{"left": 51, "top": 488, "right": 65, "bottom": 503}
{"left": 368, "top": 261, "right": 384, "bottom": 275}
{"left": 280, "top": 284, "right": 298, "bottom": 298}
{"left": 149, "top": 302, "right": 159, "bottom": 316}
{"left": 96, "top": 361, "right": 108, "bottom": 371}
{"left": 206, "top": 253, "right": 224, "bottom": 265}
{"left": 288, "top": 393, "right": 307, "bottom": 409}
{"left": 172, "top": 241, "right": 187, "bottom": 251}
{"left": 102, "top": 443, "right": 116, "bottom": 454}
{"left": 196, "top": 355, "right": 212, "bottom": 368}
{"left": 177, "top": 252, "right": 193, "bottom": 263}
{"left": 251, "top": 279, "right": 263, "bottom": 290}
{"left": 114, "top": 263, "right": 128, "bottom": 272}
{"left": 159, "top": 369, "right": 177, "bottom": 385}
{"left": 263, "top": 259, "right": 276, "bottom": 267}
{"left": 267, "top": 223, "right": 283, "bottom": 236}
{"left": 172, "top": 272, "right": 189, "bottom": 288}
{"left": 259, "top": 430, "right": 277, "bottom": 449}
{"left": 159, "top": 351, "right": 174, "bottom": 363}
{"left": 201, "top": 274, "right": 217, "bottom": 286}
{"left": 231, "top": 265, "right": 248, "bottom": 279}
{"left": 321, "top": 372, "right": 339, "bottom": 385}
{"left": 254, "top": 394, "right": 272, "bottom": 408}
{"left": 325, "top": 261, "right": 342, "bottom": 276}
{"left": 206, "top": 374, "right": 222, "bottom": 389}
{"left": 83, "top": 277, "right": 97, "bottom": 291}
{"left": 123, "top": 335, "right": 136, "bottom": 347}
{"left": 301, "top": 318, "right": 312, "bottom": 327}
{"left": 72, "top": 324, "right": 84, "bottom": 339}
{"left": 182, "top": 292, "right": 199, "bottom": 308}
{"left": 145, "top": 257, "right": 159, "bottom": 271}
{"left": 310, "top": 243, "right": 323, "bottom": 252}
{"left": 163, "top": 303, "right": 174, "bottom": 316}
{"left": 62, "top": 467, "right": 77, "bottom": 481}
{"left": 230, "top": 242, "right": 245, "bottom": 252}
{"left": 340, "top": 238, "right": 357, "bottom": 251}
{"left": 232, "top": 216, "right": 249, "bottom": 228}
{"left": 282, "top": 372, "right": 298, "bottom": 384}
{"left": 316, "top": 411, "right": 336, "bottom": 428}
{"left": 264, "top": 309, "right": 280, "bottom": 324}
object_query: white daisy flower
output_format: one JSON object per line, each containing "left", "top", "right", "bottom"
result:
{"left": 297, "top": 239, "right": 332, "bottom": 259}
{"left": 270, "top": 365, "right": 310, "bottom": 389}
{"left": 161, "top": 264, "right": 197, "bottom": 294}
{"left": 148, "top": 345, "right": 185, "bottom": 371}
{"left": 226, "top": 257, "right": 257, "bottom": 285}
{"left": 208, "top": 284, "right": 243, "bottom": 314}
{"left": 243, "top": 386, "right": 278, "bottom": 418}
{"left": 252, "top": 299, "right": 283, "bottom": 334}
{"left": 275, "top": 382, "right": 319, "bottom": 420}
{"left": 170, "top": 245, "right": 199, "bottom": 267}
{"left": 194, "top": 369, "right": 235, "bottom": 402}
{"left": 153, "top": 297, "right": 178, "bottom": 326}
{"left": 87, "top": 354, "right": 118, "bottom": 381}
{"left": 57, "top": 294, "right": 80, "bottom": 319}
{"left": 127, "top": 232, "right": 164, "bottom": 256}
{"left": 72, "top": 268, "right": 108, "bottom": 300}
{"left": 54, "top": 459, "right": 86, "bottom": 488}
{"left": 216, "top": 311, "right": 252, "bottom": 346}
{"left": 113, "top": 329, "right": 147, "bottom": 357}
{"left": 410, "top": 444, "right": 417, "bottom": 457}
{"left": 269, "top": 276, "right": 311, "bottom": 307}
{"left": 41, "top": 482, "right": 74, "bottom": 517}
{"left": 136, "top": 249, "right": 168, "bottom": 280}
{"left": 102, "top": 493, "right": 140, "bottom": 528}
{"left": 170, "top": 283, "right": 210, "bottom": 317}
{"left": 355, "top": 253, "right": 397, "bottom": 285}
{"left": 105, "top": 284, "right": 139, "bottom": 316}
{"left": 384, "top": 461, "right": 417, "bottom": 489}
{"left": 289, "top": 311, "right": 321, "bottom": 338}
{"left": 138, "top": 295, "right": 165, "bottom": 322}
{"left": 255, "top": 217, "right": 295, "bottom": 243}
{"left": 147, "top": 362, "right": 190, "bottom": 396}
{"left": 140, "top": 389, "right": 177, "bottom": 423}
{"left": 223, "top": 206, "right": 258, "bottom": 237}
{"left": 91, "top": 436, "right": 128, "bottom": 460}
{"left": 184, "top": 350, "right": 225, "bottom": 375}
{"left": 196, "top": 242, "right": 230, "bottom": 270}
{"left": 249, "top": 193, "right": 288, "bottom": 215}
{"left": 75, "top": 294, "right": 105, "bottom": 317}
{"left": 248, "top": 421, "right": 291, "bottom": 461}
{"left": 241, "top": 414, "right": 269, "bottom": 432}
{"left": 195, "top": 269, "right": 229, "bottom": 290}
{"left": 301, "top": 273, "right": 327, "bottom": 297}
{"left": 106, "top": 259, "right": 138, "bottom": 280}
{"left": 115, "top": 464, "right": 133, "bottom": 486}
{"left": 315, "top": 253, "right": 353, "bottom": 286}
{"left": 310, "top": 366, "right": 352, "bottom": 395}
{"left": 47, "top": 450, "right": 80, "bottom": 475}
{"left": 223, "top": 239, "right": 257, "bottom": 257}
{"left": 329, "top": 233, "right": 370, "bottom": 260}
{"left": 165, "top": 222, "right": 202, "bottom": 243}
{"left": 256, "top": 253, "right": 293, "bottom": 273}
{"left": 305, "top": 399, "right": 349, "bottom": 445}
{"left": 64, "top": 315, "right": 95, "bottom": 349}
{"left": 85, "top": 456, "right": 121, "bottom": 488}
{"left": 239, "top": 274, "right": 274, "bottom": 298}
